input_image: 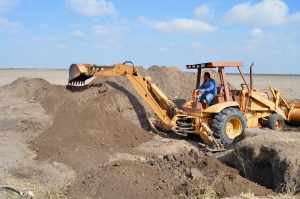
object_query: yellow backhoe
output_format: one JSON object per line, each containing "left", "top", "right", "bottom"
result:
{"left": 68, "top": 61, "right": 300, "bottom": 151}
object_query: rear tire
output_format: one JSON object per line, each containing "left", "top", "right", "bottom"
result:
{"left": 268, "top": 114, "right": 285, "bottom": 131}
{"left": 211, "top": 108, "right": 247, "bottom": 144}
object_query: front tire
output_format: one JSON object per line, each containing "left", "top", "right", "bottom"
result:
{"left": 211, "top": 108, "right": 247, "bottom": 144}
{"left": 267, "top": 114, "right": 285, "bottom": 131}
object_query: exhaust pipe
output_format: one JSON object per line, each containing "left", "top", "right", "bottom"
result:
{"left": 249, "top": 62, "right": 254, "bottom": 90}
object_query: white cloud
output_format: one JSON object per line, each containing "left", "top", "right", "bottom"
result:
{"left": 0, "top": 0, "right": 19, "bottom": 13}
{"left": 0, "top": 16, "right": 21, "bottom": 33}
{"left": 66, "top": 0, "right": 117, "bottom": 17}
{"left": 225, "top": 0, "right": 300, "bottom": 26}
{"left": 92, "top": 25, "right": 109, "bottom": 35}
{"left": 92, "top": 23, "right": 130, "bottom": 36}
{"left": 289, "top": 12, "right": 300, "bottom": 23}
{"left": 142, "top": 17, "right": 216, "bottom": 34}
{"left": 250, "top": 28, "right": 263, "bottom": 38}
{"left": 195, "top": 4, "right": 212, "bottom": 19}
{"left": 71, "top": 30, "right": 85, "bottom": 38}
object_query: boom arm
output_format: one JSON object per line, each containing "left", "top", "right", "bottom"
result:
{"left": 68, "top": 63, "right": 177, "bottom": 125}
{"left": 68, "top": 62, "right": 226, "bottom": 151}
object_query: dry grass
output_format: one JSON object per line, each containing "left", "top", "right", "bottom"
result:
{"left": 228, "top": 192, "right": 299, "bottom": 199}
{"left": 176, "top": 170, "right": 226, "bottom": 199}
{"left": 1, "top": 177, "right": 67, "bottom": 199}
{"left": 234, "top": 149, "right": 252, "bottom": 179}
{"left": 283, "top": 171, "right": 300, "bottom": 195}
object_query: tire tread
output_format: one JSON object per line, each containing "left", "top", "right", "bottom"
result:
{"left": 211, "top": 107, "right": 247, "bottom": 144}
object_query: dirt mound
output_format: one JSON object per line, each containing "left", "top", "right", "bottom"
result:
{"left": 0, "top": 78, "right": 75, "bottom": 197}
{"left": 90, "top": 65, "right": 220, "bottom": 109}
{"left": 66, "top": 149, "right": 272, "bottom": 199}
{"left": 66, "top": 160, "right": 175, "bottom": 199}
{"left": 221, "top": 129, "right": 300, "bottom": 194}
{"left": 142, "top": 66, "right": 198, "bottom": 101}
{"left": 147, "top": 150, "right": 272, "bottom": 198}
{"left": 30, "top": 80, "right": 152, "bottom": 171}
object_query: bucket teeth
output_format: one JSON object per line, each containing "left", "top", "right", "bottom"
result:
{"left": 68, "top": 80, "right": 86, "bottom": 86}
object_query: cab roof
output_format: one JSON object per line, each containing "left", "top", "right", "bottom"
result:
{"left": 186, "top": 62, "right": 244, "bottom": 69}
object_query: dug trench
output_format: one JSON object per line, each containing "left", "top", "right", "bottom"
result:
{"left": 219, "top": 128, "right": 300, "bottom": 195}
{"left": 0, "top": 66, "right": 298, "bottom": 198}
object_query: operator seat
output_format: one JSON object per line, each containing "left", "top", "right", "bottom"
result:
{"left": 213, "top": 84, "right": 234, "bottom": 105}
{"left": 213, "top": 86, "right": 225, "bottom": 104}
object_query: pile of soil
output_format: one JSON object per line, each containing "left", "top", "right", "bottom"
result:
{"left": 30, "top": 78, "right": 152, "bottom": 171}
{"left": 0, "top": 66, "right": 278, "bottom": 198}
{"left": 67, "top": 149, "right": 272, "bottom": 199}
{"left": 91, "top": 65, "right": 221, "bottom": 108}
{"left": 147, "top": 150, "right": 272, "bottom": 198}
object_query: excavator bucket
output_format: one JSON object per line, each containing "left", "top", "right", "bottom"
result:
{"left": 68, "top": 64, "right": 95, "bottom": 85}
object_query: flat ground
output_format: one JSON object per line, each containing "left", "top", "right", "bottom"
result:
{"left": 0, "top": 68, "right": 299, "bottom": 199}
{"left": 1, "top": 69, "right": 299, "bottom": 100}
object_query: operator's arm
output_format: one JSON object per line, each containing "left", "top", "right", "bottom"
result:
{"left": 196, "top": 82, "right": 205, "bottom": 91}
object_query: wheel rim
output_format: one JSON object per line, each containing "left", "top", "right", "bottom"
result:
{"left": 225, "top": 117, "right": 242, "bottom": 139}
{"left": 275, "top": 120, "right": 282, "bottom": 131}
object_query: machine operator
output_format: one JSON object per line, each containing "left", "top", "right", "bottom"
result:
{"left": 196, "top": 72, "right": 217, "bottom": 106}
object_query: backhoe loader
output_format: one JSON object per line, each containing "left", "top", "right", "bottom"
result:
{"left": 68, "top": 61, "right": 300, "bottom": 151}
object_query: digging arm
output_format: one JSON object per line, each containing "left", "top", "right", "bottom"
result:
{"left": 68, "top": 63, "right": 177, "bottom": 125}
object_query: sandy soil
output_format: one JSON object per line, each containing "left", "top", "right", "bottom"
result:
{"left": 0, "top": 67, "right": 299, "bottom": 199}
{"left": 227, "top": 74, "right": 300, "bottom": 101}
{"left": 0, "top": 69, "right": 69, "bottom": 86}
{"left": 1, "top": 68, "right": 300, "bottom": 100}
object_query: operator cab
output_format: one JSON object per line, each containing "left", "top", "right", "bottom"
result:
{"left": 186, "top": 62, "right": 248, "bottom": 110}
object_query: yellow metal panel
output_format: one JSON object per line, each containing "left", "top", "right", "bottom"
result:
{"left": 288, "top": 108, "right": 300, "bottom": 124}
{"left": 203, "top": 101, "right": 240, "bottom": 113}
{"left": 250, "top": 91, "right": 275, "bottom": 110}
{"left": 126, "top": 74, "right": 173, "bottom": 125}
{"left": 244, "top": 113, "right": 261, "bottom": 128}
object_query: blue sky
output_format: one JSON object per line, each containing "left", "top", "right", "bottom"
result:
{"left": 0, "top": 0, "right": 300, "bottom": 73}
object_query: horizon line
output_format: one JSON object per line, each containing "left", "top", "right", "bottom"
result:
{"left": 0, "top": 67, "right": 299, "bottom": 76}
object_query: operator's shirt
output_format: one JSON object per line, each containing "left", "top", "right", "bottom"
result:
{"left": 197, "top": 79, "right": 217, "bottom": 96}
